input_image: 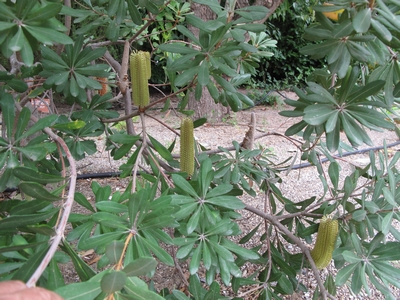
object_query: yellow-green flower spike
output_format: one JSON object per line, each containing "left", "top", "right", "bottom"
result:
{"left": 310, "top": 216, "right": 338, "bottom": 269}
{"left": 130, "top": 51, "right": 150, "bottom": 108}
{"left": 180, "top": 117, "right": 195, "bottom": 176}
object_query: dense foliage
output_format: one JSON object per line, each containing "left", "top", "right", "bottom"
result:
{"left": 260, "top": 0, "right": 324, "bottom": 89}
{"left": 0, "top": 0, "right": 400, "bottom": 300}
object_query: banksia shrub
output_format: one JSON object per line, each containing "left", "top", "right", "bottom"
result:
{"left": 130, "top": 51, "right": 151, "bottom": 108}
{"left": 180, "top": 117, "right": 194, "bottom": 176}
{"left": 310, "top": 216, "right": 338, "bottom": 269}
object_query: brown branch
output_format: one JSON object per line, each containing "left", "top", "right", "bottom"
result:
{"left": 244, "top": 204, "right": 336, "bottom": 300}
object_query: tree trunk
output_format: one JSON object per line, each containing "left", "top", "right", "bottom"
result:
{"left": 188, "top": 3, "right": 226, "bottom": 123}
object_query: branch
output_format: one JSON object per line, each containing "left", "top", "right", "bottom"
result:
{"left": 244, "top": 204, "right": 336, "bottom": 300}
{"left": 12, "top": 103, "right": 77, "bottom": 288}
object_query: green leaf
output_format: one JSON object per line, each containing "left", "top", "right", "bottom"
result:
{"left": 347, "top": 80, "right": 385, "bottom": 103}
{"left": 9, "top": 26, "right": 25, "bottom": 51}
{"left": 328, "top": 162, "right": 339, "bottom": 189}
{"left": 75, "top": 47, "right": 106, "bottom": 67}
{"left": 25, "top": 25, "right": 73, "bottom": 45}
{"left": 340, "top": 112, "right": 364, "bottom": 146}
{"left": 158, "top": 43, "right": 200, "bottom": 55}
{"left": 208, "top": 240, "right": 234, "bottom": 262}
{"left": 106, "top": 241, "right": 125, "bottom": 264}
{"left": 127, "top": 0, "right": 142, "bottom": 25}
{"left": 60, "top": 240, "right": 96, "bottom": 281}
{"left": 95, "top": 201, "right": 127, "bottom": 213}
{"left": 198, "top": 60, "right": 210, "bottom": 86}
{"left": 189, "top": 274, "right": 205, "bottom": 300}
{"left": 148, "top": 135, "right": 173, "bottom": 161}
{"left": 74, "top": 192, "right": 95, "bottom": 213}
{"left": 79, "top": 232, "right": 125, "bottom": 250}
{"left": 189, "top": 244, "right": 202, "bottom": 274}
{"left": 205, "top": 184, "right": 233, "bottom": 199}
{"left": 12, "top": 245, "right": 50, "bottom": 282}
{"left": 304, "top": 104, "right": 336, "bottom": 126}
{"left": 353, "top": 8, "right": 371, "bottom": 33}
{"left": 27, "top": 3, "right": 62, "bottom": 22}
{"left": 55, "top": 282, "right": 101, "bottom": 300}
{"left": 18, "top": 181, "right": 62, "bottom": 201}
{"left": 187, "top": 206, "right": 201, "bottom": 234}
{"left": 0, "top": 93, "right": 15, "bottom": 139}
{"left": 371, "top": 242, "right": 400, "bottom": 260}
{"left": 336, "top": 263, "right": 359, "bottom": 286}
{"left": 101, "top": 271, "right": 127, "bottom": 293}
{"left": 123, "top": 257, "right": 157, "bottom": 277}
{"left": 342, "top": 250, "right": 362, "bottom": 263}
{"left": 7, "top": 78, "right": 28, "bottom": 92}
{"left": 124, "top": 277, "right": 166, "bottom": 299}
{"left": 277, "top": 274, "right": 294, "bottom": 294}
{"left": 92, "top": 212, "right": 129, "bottom": 229}
{"left": 221, "top": 238, "right": 259, "bottom": 260}
{"left": 175, "top": 66, "right": 199, "bottom": 87}
{"left": 205, "top": 196, "right": 245, "bottom": 210}
{"left": 371, "top": 18, "right": 392, "bottom": 43}
{"left": 213, "top": 74, "right": 236, "bottom": 93}
{"left": 47, "top": 258, "right": 65, "bottom": 291}
{"left": 171, "top": 174, "right": 199, "bottom": 198}
{"left": 139, "top": 236, "right": 174, "bottom": 266}
{"left": 20, "top": 114, "right": 58, "bottom": 140}
{"left": 0, "top": 208, "right": 59, "bottom": 229}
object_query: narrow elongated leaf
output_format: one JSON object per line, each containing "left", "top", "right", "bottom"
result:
{"left": 47, "top": 258, "right": 65, "bottom": 291}
{"left": 148, "top": 135, "right": 173, "bottom": 161}
{"left": 0, "top": 208, "right": 59, "bottom": 229}
{"left": 205, "top": 184, "right": 233, "bottom": 199}
{"left": 101, "top": 271, "right": 127, "bottom": 293}
{"left": 25, "top": 25, "right": 73, "bottom": 45}
{"left": 106, "top": 241, "right": 125, "bottom": 264}
{"left": 158, "top": 43, "right": 200, "bottom": 54}
{"left": 189, "top": 244, "right": 202, "bottom": 274}
{"left": 79, "top": 232, "right": 125, "bottom": 250}
{"left": 127, "top": 0, "right": 142, "bottom": 25}
{"left": 95, "top": 201, "right": 127, "bottom": 213}
{"left": 205, "top": 196, "right": 244, "bottom": 209}
{"left": 197, "top": 60, "right": 209, "bottom": 87}
{"left": 336, "top": 263, "right": 359, "bottom": 286}
{"left": 74, "top": 192, "right": 95, "bottom": 213}
{"left": 221, "top": 238, "right": 259, "bottom": 260}
{"left": 189, "top": 274, "right": 205, "bottom": 300}
{"left": 304, "top": 104, "right": 336, "bottom": 126}
{"left": 55, "top": 282, "right": 101, "bottom": 300}
{"left": 92, "top": 212, "right": 129, "bottom": 229}
{"left": 371, "top": 18, "right": 392, "bottom": 42}
{"left": 353, "top": 8, "right": 371, "bottom": 33}
{"left": 20, "top": 114, "right": 58, "bottom": 140}
{"left": 123, "top": 257, "right": 157, "bottom": 277}
{"left": 347, "top": 80, "right": 385, "bottom": 103}
{"left": 328, "top": 162, "right": 340, "bottom": 189}
{"left": 18, "top": 181, "right": 61, "bottom": 201}
{"left": 12, "top": 245, "right": 50, "bottom": 281}
{"left": 140, "top": 236, "right": 174, "bottom": 266}
{"left": 60, "top": 240, "right": 96, "bottom": 281}
{"left": 171, "top": 174, "right": 199, "bottom": 198}
{"left": 0, "top": 93, "right": 15, "bottom": 139}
